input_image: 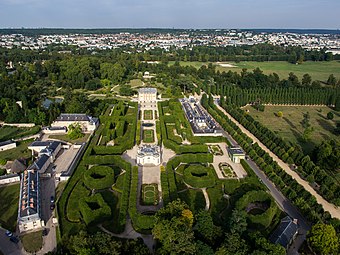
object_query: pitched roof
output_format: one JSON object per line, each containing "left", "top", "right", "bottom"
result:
{"left": 0, "top": 140, "right": 15, "bottom": 147}
{"left": 10, "top": 159, "right": 26, "bottom": 173}
{"left": 270, "top": 216, "right": 298, "bottom": 248}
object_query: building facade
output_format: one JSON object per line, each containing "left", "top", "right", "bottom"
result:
{"left": 137, "top": 145, "right": 161, "bottom": 166}
{"left": 0, "top": 140, "right": 16, "bottom": 151}
{"left": 51, "top": 113, "right": 99, "bottom": 132}
{"left": 138, "top": 88, "right": 157, "bottom": 103}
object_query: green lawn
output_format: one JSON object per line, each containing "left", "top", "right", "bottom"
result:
{"left": 143, "top": 129, "right": 155, "bottom": 143}
{"left": 244, "top": 105, "right": 340, "bottom": 154}
{"left": 169, "top": 61, "right": 340, "bottom": 82}
{"left": 21, "top": 231, "right": 43, "bottom": 253}
{"left": 143, "top": 110, "right": 153, "bottom": 120}
{"left": 0, "top": 126, "right": 40, "bottom": 142}
{"left": 0, "top": 184, "right": 20, "bottom": 231}
{"left": 49, "top": 133, "right": 90, "bottom": 143}
{"left": 0, "top": 139, "right": 32, "bottom": 162}
{"left": 141, "top": 184, "right": 158, "bottom": 205}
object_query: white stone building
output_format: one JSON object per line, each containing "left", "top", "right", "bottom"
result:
{"left": 138, "top": 88, "right": 157, "bottom": 103}
{"left": 51, "top": 113, "right": 99, "bottom": 133}
{"left": 137, "top": 145, "right": 161, "bottom": 166}
{"left": 228, "top": 146, "right": 245, "bottom": 164}
{"left": 0, "top": 140, "right": 16, "bottom": 151}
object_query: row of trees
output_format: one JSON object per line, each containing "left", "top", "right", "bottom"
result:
{"left": 202, "top": 94, "right": 340, "bottom": 231}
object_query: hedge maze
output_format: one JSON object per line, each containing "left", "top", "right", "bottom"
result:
{"left": 58, "top": 101, "right": 137, "bottom": 238}
{"left": 236, "top": 190, "right": 278, "bottom": 229}
{"left": 183, "top": 165, "right": 216, "bottom": 188}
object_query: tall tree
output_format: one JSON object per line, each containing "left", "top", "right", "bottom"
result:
{"left": 308, "top": 223, "right": 339, "bottom": 255}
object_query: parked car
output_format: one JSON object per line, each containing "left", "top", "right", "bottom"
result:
{"left": 50, "top": 196, "right": 55, "bottom": 203}
{"left": 42, "top": 228, "right": 48, "bottom": 236}
{"left": 9, "top": 236, "right": 19, "bottom": 244}
{"left": 50, "top": 204, "right": 55, "bottom": 210}
{"left": 5, "top": 230, "right": 13, "bottom": 237}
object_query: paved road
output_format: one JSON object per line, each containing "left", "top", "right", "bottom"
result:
{"left": 246, "top": 159, "right": 310, "bottom": 254}
{"left": 38, "top": 171, "right": 57, "bottom": 254}
{"left": 214, "top": 101, "right": 340, "bottom": 219}
{"left": 0, "top": 227, "right": 23, "bottom": 255}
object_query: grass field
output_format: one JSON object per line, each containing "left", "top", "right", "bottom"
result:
{"left": 49, "top": 133, "right": 90, "bottom": 143}
{"left": 0, "top": 139, "right": 32, "bottom": 162}
{"left": 244, "top": 105, "right": 340, "bottom": 154}
{"left": 143, "top": 129, "right": 155, "bottom": 143}
{"left": 0, "top": 184, "right": 20, "bottom": 231}
{"left": 169, "top": 61, "right": 340, "bottom": 82}
{"left": 21, "top": 231, "right": 43, "bottom": 253}
{"left": 143, "top": 110, "right": 153, "bottom": 120}
{"left": 142, "top": 184, "right": 158, "bottom": 205}
{"left": 0, "top": 126, "right": 40, "bottom": 142}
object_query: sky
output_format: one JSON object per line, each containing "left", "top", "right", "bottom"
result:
{"left": 0, "top": 0, "right": 339, "bottom": 29}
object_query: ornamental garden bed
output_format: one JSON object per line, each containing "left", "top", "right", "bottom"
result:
{"left": 208, "top": 145, "right": 223, "bottom": 156}
{"left": 143, "top": 129, "right": 155, "bottom": 143}
{"left": 141, "top": 184, "right": 159, "bottom": 205}
{"left": 219, "top": 162, "right": 236, "bottom": 178}
{"left": 143, "top": 110, "right": 153, "bottom": 120}
{"left": 183, "top": 164, "right": 216, "bottom": 188}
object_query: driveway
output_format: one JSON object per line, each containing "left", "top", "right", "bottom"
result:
{"left": 0, "top": 227, "right": 23, "bottom": 255}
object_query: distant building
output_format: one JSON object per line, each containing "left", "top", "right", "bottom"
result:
{"left": 228, "top": 146, "right": 245, "bottom": 163}
{"left": 28, "top": 141, "right": 61, "bottom": 161}
{"left": 28, "top": 154, "right": 51, "bottom": 174}
{"left": 5, "top": 159, "right": 26, "bottom": 174}
{"left": 0, "top": 140, "right": 16, "bottom": 152}
{"left": 269, "top": 216, "right": 299, "bottom": 250}
{"left": 51, "top": 113, "right": 99, "bottom": 133}
{"left": 18, "top": 170, "right": 44, "bottom": 233}
{"left": 42, "top": 126, "right": 67, "bottom": 134}
{"left": 137, "top": 145, "right": 161, "bottom": 166}
{"left": 138, "top": 88, "right": 157, "bottom": 103}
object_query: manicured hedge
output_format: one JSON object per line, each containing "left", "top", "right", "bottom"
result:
{"left": 183, "top": 165, "right": 216, "bottom": 188}
{"left": 66, "top": 180, "right": 90, "bottom": 222}
{"left": 129, "top": 166, "right": 155, "bottom": 232}
{"left": 79, "top": 193, "right": 111, "bottom": 226}
{"left": 83, "top": 166, "right": 115, "bottom": 190}
{"left": 236, "top": 190, "right": 277, "bottom": 229}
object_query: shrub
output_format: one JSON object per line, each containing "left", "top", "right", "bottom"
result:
{"left": 79, "top": 193, "right": 111, "bottom": 226}
{"left": 183, "top": 165, "right": 216, "bottom": 188}
{"left": 83, "top": 166, "right": 115, "bottom": 190}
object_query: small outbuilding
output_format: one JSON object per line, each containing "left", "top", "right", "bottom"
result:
{"left": 228, "top": 146, "right": 245, "bottom": 163}
{"left": 269, "top": 216, "right": 299, "bottom": 250}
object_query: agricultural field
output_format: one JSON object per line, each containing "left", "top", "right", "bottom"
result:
{"left": 0, "top": 184, "right": 20, "bottom": 231}
{"left": 143, "top": 129, "right": 154, "bottom": 143}
{"left": 169, "top": 61, "right": 340, "bottom": 82}
{"left": 244, "top": 105, "right": 340, "bottom": 154}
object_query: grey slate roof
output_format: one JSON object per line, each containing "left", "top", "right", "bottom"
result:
{"left": 56, "top": 113, "right": 90, "bottom": 122}
{"left": 139, "top": 87, "right": 157, "bottom": 94}
{"left": 29, "top": 141, "right": 51, "bottom": 147}
{"left": 269, "top": 216, "right": 298, "bottom": 249}
{"left": 0, "top": 140, "right": 15, "bottom": 147}
{"left": 10, "top": 159, "right": 26, "bottom": 173}
{"left": 35, "top": 154, "right": 50, "bottom": 170}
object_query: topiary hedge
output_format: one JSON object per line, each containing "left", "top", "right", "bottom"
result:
{"left": 183, "top": 165, "right": 216, "bottom": 188}
{"left": 83, "top": 166, "right": 115, "bottom": 190}
{"left": 236, "top": 190, "right": 277, "bottom": 229}
{"left": 79, "top": 193, "right": 111, "bottom": 226}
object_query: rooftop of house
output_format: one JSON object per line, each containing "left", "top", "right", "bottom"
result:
{"left": 228, "top": 146, "right": 245, "bottom": 155}
{"left": 0, "top": 140, "right": 15, "bottom": 147}
{"left": 56, "top": 113, "right": 93, "bottom": 122}
{"left": 19, "top": 170, "right": 40, "bottom": 218}
{"left": 139, "top": 87, "right": 157, "bottom": 94}
{"left": 269, "top": 216, "right": 299, "bottom": 248}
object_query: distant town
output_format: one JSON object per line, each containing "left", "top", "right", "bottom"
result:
{"left": 0, "top": 29, "right": 339, "bottom": 53}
